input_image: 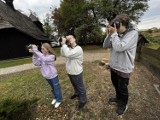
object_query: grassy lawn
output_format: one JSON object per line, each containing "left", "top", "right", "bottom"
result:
{"left": 0, "top": 45, "right": 102, "bottom": 68}
{"left": 146, "top": 36, "right": 160, "bottom": 49}
{"left": 0, "top": 58, "right": 32, "bottom": 68}
{"left": 0, "top": 61, "right": 160, "bottom": 120}
{"left": 146, "top": 43, "right": 160, "bottom": 49}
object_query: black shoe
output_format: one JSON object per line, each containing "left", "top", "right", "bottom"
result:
{"left": 70, "top": 94, "right": 78, "bottom": 99}
{"left": 108, "top": 98, "right": 120, "bottom": 105}
{"left": 116, "top": 105, "right": 128, "bottom": 115}
{"left": 77, "top": 102, "right": 86, "bottom": 109}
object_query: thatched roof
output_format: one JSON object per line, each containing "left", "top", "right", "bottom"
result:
{"left": 0, "top": 0, "right": 50, "bottom": 41}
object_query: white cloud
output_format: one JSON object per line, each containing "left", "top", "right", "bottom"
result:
{"left": 148, "top": 0, "right": 160, "bottom": 9}
{"left": 13, "top": 0, "right": 60, "bottom": 22}
{"left": 138, "top": 15, "right": 160, "bottom": 29}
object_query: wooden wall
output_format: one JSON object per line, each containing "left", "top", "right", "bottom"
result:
{"left": 0, "top": 28, "right": 43, "bottom": 60}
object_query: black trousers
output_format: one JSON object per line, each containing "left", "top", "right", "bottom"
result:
{"left": 111, "top": 70, "right": 129, "bottom": 106}
{"left": 68, "top": 72, "right": 87, "bottom": 103}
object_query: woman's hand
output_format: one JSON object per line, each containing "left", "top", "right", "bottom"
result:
{"left": 61, "top": 37, "right": 67, "bottom": 45}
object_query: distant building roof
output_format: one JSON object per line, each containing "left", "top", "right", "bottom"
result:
{"left": 0, "top": 0, "right": 50, "bottom": 41}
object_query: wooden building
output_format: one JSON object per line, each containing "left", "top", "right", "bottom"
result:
{"left": 0, "top": 0, "right": 50, "bottom": 60}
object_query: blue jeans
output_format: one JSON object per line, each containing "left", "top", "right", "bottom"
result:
{"left": 46, "top": 76, "right": 62, "bottom": 102}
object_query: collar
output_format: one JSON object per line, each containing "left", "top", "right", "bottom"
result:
{"left": 118, "top": 28, "right": 134, "bottom": 38}
{"left": 70, "top": 44, "right": 78, "bottom": 49}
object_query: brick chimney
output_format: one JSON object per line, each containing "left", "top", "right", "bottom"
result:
{"left": 4, "top": 0, "right": 15, "bottom": 10}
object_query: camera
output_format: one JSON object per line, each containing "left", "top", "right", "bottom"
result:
{"left": 26, "top": 44, "right": 33, "bottom": 49}
{"left": 58, "top": 37, "right": 70, "bottom": 45}
{"left": 109, "top": 19, "right": 120, "bottom": 29}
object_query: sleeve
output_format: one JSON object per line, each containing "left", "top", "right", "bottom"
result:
{"left": 103, "top": 35, "right": 112, "bottom": 49}
{"left": 32, "top": 54, "right": 41, "bottom": 66}
{"left": 32, "top": 48, "right": 55, "bottom": 64}
{"left": 60, "top": 46, "right": 65, "bottom": 57}
{"left": 61, "top": 44, "right": 82, "bottom": 59}
{"left": 111, "top": 31, "right": 138, "bottom": 52}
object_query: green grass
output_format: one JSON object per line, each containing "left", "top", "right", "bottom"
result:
{"left": 52, "top": 47, "right": 61, "bottom": 56}
{"left": 146, "top": 43, "right": 160, "bottom": 49}
{"left": 146, "top": 36, "right": 160, "bottom": 49}
{"left": 0, "top": 58, "right": 32, "bottom": 69}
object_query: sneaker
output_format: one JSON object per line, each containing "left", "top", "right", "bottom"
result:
{"left": 116, "top": 105, "right": 128, "bottom": 115}
{"left": 51, "top": 99, "right": 56, "bottom": 105}
{"left": 55, "top": 102, "right": 61, "bottom": 108}
{"left": 70, "top": 94, "right": 78, "bottom": 99}
{"left": 108, "top": 98, "right": 120, "bottom": 105}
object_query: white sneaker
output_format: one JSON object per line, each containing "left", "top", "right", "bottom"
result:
{"left": 55, "top": 102, "right": 61, "bottom": 108}
{"left": 51, "top": 99, "right": 56, "bottom": 105}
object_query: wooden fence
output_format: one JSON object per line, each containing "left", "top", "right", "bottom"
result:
{"left": 137, "top": 47, "right": 160, "bottom": 79}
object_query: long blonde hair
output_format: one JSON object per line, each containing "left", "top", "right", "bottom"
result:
{"left": 42, "top": 43, "right": 56, "bottom": 60}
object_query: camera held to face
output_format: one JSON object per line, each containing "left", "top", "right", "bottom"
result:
{"left": 109, "top": 19, "right": 120, "bottom": 29}
{"left": 26, "top": 44, "right": 33, "bottom": 50}
{"left": 58, "top": 37, "right": 70, "bottom": 45}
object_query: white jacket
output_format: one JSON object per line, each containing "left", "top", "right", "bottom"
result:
{"left": 61, "top": 44, "right": 83, "bottom": 75}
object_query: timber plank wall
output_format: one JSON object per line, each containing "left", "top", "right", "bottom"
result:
{"left": 137, "top": 47, "right": 160, "bottom": 79}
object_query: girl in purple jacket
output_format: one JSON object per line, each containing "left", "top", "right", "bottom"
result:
{"left": 29, "top": 43, "right": 62, "bottom": 108}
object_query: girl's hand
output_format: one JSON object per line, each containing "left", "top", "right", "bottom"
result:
{"left": 29, "top": 48, "right": 33, "bottom": 53}
{"left": 32, "top": 44, "right": 38, "bottom": 49}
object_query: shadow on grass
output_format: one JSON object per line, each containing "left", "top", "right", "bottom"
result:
{"left": 0, "top": 98, "right": 38, "bottom": 120}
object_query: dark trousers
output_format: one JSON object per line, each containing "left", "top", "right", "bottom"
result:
{"left": 68, "top": 72, "right": 87, "bottom": 103}
{"left": 111, "top": 70, "right": 129, "bottom": 106}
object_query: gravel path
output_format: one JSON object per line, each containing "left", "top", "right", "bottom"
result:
{"left": 0, "top": 49, "right": 108, "bottom": 76}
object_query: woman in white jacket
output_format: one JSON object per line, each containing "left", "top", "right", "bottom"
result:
{"left": 61, "top": 35, "right": 87, "bottom": 109}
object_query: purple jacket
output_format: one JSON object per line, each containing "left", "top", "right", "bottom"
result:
{"left": 32, "top": 48, "right": 57, "bottom": 79}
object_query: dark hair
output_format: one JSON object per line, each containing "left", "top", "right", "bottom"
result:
{"left": 115, "top": 14, "right": 130, "bottom": 28}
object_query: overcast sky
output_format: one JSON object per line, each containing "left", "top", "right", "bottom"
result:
{"left": 12, "top": 0, "right": 160, "bottom": 30}
{"left": 137, "top": 0, "right": 160, "bottom": 30}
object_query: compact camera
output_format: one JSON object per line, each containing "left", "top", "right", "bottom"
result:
{"left": 109, "top": 19, "right": 120, "bottom": 29}
{"left": 26, "top": 44, "right": 38, "bottom": 50}
{"left": 26, "top": 44, "right": 33, "bottom": 49}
